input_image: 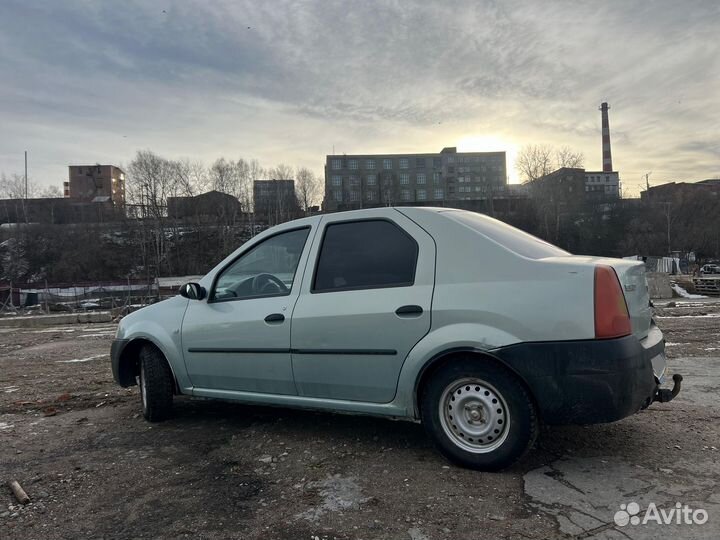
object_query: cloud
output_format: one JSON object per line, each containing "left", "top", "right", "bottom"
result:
{"left": 0, "top": 0, "right": 718, "bottom": 188}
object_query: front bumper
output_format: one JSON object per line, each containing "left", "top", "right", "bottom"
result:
{"left": 493, "top": 324, "right": 681, "bottom": 425}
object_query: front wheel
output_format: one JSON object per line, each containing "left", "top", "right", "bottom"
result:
{"left": 138, "top": 345, "right": 174, "bottom": 422}
{"left": 420, "top": 358, "right": 538, "bottom": 470}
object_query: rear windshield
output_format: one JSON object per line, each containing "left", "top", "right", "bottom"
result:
{"left": 447, "top": 211, "right": 570, "bottom": 259}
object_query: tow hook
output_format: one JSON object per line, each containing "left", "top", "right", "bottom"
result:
{"left": 654, "top": 374, "right": 683, "bottom": 403}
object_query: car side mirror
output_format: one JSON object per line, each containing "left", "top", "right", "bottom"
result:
{"left": 180, "top": 282, "right": 206, "bottom": 300}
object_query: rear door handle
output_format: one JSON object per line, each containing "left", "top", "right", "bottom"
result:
{"left": 264, "top": 313, "right": 285, "bottom": 323}
{"left": 395, "top": 305, "right": 423, "bottom": 316}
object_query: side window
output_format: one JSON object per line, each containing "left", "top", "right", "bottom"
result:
{"left": 213, "top": 228, "right": 310, "bottom": 301}
{"left": 313, "top": 220, "right": 418, "bottom": 293}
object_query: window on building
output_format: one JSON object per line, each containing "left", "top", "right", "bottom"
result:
{"left": 366, "top": 174, "right": 377, "bottom": 185}
{"left": 331, "top": 159, "right": 342, "bottom": 170}
{"left": 434, "top": 188, "right": 444, "bottom": 199}
{"left": 313, "top": 220, "right": 418, "bottom": 292}
{"left": 416, "top": 172, "right": 426, "bottom": 184}
{"left": 447, "top": 166, "right": 455, "bottom": 174}
{"left": 349, "top": 175, "right": 360, "bottom": 186}
{"left": 605, "top": 175, "right": 610, "bottom": 182}
{"left": 366, "top": 190, "right": 376, "bottom": 201}
{"left": 383, "top": 159, "right": 393, "bottom": 170}
{"left": 333, "top": 190, "right": 343, "bottom": 201}
{"left": 416, "top": 158, "right": 426, "bottom": 169}
{"left": 331, "top": 175, "right": 342, "bottom": 186}
{"left": 401, "top": 189, "right": 411, "bottom": 201}
{"left": 399, "top": 158, "right": 409, "bottom": 169}
{"left": 400, "top": 173, "right": 409, "bottom": 185}
{"left": 433, "top": 158, "right": 442, "bottom": 168}
{"left": 349, "top": 190, "right": 360, "bottom": 201}
{"left": 433, "top": 171, "right": 441, "bottom": 183}
{"left": 213, "top": 228, "right": 310, "bottom": 301}
{"left": 349, "top": 159, "right": 358, "bottom": 170}
{"left": 366, "top": 159, "right": 376, "bottom": 169}
{"left": 417, "top": 189, "right": 426, "bottom": 201}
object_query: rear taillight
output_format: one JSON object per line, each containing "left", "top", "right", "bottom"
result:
{"left": 594, "top": 265, "right": 632, "bottom": 339}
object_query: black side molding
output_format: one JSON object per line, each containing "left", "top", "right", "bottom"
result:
{"left": 187, "top": 347, "right": 397, "bottom": 356}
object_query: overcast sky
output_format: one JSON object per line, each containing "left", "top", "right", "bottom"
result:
{"left": 1, "top": 0, "right": 718, "bottom": 194}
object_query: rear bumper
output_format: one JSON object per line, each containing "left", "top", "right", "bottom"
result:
{"left": 493, "top": 325, "right": 676, "bottom": 425}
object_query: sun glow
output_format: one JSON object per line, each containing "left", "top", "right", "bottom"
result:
{"left": 456, "top": 135, "right": 520, "bottom": 183}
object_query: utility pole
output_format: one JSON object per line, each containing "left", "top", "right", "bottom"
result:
{"left": 662, "top": 201, "right": 671, "bottom": 255}
{"left": 24, "top": 151, "right": 28, "bottom": 198}
{"left": 644, "top": 172, "right": 652, "bottom": 192}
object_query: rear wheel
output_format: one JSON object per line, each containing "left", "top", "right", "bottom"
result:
{"left": 421, "top": 358, "right": 538, "bottom": 470}
{"left": 138, "top": 345, "right": 174, "bottom": 422}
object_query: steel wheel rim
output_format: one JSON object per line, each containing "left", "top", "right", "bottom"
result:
{"left": 438, "top": 377, "right": 510, "bottom": 453}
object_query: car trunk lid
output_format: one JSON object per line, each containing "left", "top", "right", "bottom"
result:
{"left": 605, "top": 259, "right": 652, "bottom": 340}
{"left": 546, "top": 256, "right": 652, "bottom": 340}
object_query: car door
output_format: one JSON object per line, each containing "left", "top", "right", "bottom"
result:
{"left": 182, "top": 226, "right": 313, "bottom": 394}
{"left": 290, "top": 210, "right": 435, "bottom": 403}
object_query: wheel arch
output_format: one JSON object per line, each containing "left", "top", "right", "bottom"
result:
{"left": 413, "top": 347, "right": 539, "bottom": 420}
{"left": 116, "top": 338, "right": 179, "bottom": 393}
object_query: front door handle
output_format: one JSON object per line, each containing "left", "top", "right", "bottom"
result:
{"left": 264, "top": 313, "right": 285, "bottom": 323}
{"left": 395, "top": 305, "right": 423, "bottom": 316}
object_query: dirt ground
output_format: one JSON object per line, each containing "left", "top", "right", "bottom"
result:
{"left": 1, "top": 300, "right": 719, "bottom": 540}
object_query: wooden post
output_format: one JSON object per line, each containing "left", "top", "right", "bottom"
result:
{"left": 44, "top": 279, "right": 50, "bottom": 314}
{"left": 8, "top": 480, "right": 30, "bottom": 504}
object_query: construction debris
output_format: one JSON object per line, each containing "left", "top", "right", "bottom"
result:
{"left": 8, "top": 480, "right": 30, "bottom": 504}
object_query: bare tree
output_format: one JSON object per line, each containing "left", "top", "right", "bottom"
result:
{"left": 555, "top": 146, "right": 585, "bottom": 169}
{"left": 126, "top": 150, "right": 184, "bottom": 277}
{"left": 268, "top": 163, "right": 294, "bottom": 180}
{"left": 295, "top": 167, "right": 320, "bottom": 214}
{"left": 0, "top": 173, "right": 37, "bottom": 199}
{"left": 516, "top": 145, "right": 554, "bottom": 184}
{"left": 209, "top": 158, "right": 238, "bottom": 195}
{"left": 174, "top": 159, "right": 208, "bottom": 196}
{"left": 40, "top": 185, "right": 63, "bottom": 198}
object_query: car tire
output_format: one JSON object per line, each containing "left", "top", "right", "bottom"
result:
{"left": 138, "top": 345, "right": 174, "bottom": 422}
{"left": 420, "top": 358, "right": 538, "bottom": 471}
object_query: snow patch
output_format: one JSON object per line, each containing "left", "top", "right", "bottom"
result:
{"left": 297, "top": 475, "right": 370, "bottom": 522}
{"left": 57, "top": 353, "right": 107, "bottom": 363}
{"left": 671, "top": 284, "right": 707, "bottom": 299}
{"left": 656, "top": 314, "right": 720, "bottom": 319}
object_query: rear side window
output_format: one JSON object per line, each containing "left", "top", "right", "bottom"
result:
{"left": 448, "top": 211, "right": 569, "bottom": 259}
{"left": 313, "top": 220, "right": 418, "bottom": 292}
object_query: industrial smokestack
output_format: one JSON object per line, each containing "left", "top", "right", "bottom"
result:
{"left": 599, "top": 102, "right": 613, "bottom": 172}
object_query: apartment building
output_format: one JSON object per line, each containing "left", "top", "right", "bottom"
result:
{"left": 323, "top": 147, "right": 507, "bottom": 212}
{"left": 253, "top": 179, "right": 301, "bottom": 225}
{"left": 584, "top": 171, "right": 620, "bottom": 198}
{"left": 66, "top": 165, "right": 126, "bottom": 205}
